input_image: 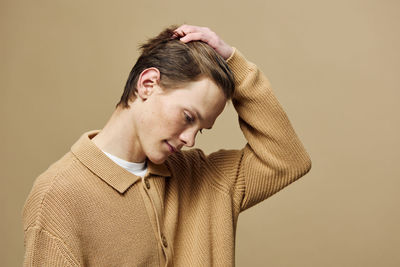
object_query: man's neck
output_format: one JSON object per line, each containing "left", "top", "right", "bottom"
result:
{"left": 92, "top": 107, "right": 146, "bottom": 163}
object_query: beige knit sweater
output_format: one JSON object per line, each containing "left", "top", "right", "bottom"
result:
{"left": 22, "top": 47, "right": 312, "bottom": 266}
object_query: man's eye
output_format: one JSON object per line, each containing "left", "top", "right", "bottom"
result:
{"left": 184, "top": 112, "right": 193, "bottom": 123}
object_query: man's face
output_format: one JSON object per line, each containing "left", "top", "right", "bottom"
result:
{"left": 135, "top": 77, "right": 227, "bottom": 164}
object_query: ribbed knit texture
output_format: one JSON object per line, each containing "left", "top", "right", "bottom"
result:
{"left": 22, "top": 47, "right": 312, "bottom": 267}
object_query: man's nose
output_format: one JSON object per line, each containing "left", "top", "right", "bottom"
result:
{"left": 179, "top": 129, "right": 197, "bottom": 148}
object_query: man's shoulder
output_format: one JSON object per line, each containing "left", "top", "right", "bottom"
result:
{"left": 22, "top": 151, "right": 93, "bottom": 230}
{"left": 166, "top": 147, "right": 242, "bottom": 167}
{"left": 166, "top": 148, "right": 206, "bottom": 167}
{"left": 28, "top": 151, "right": 88, "bottom": 195}
{"left": 165, "top": 147, "right": 240, "bottom": 176}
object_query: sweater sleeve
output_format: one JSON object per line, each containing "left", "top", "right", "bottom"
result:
{"left": 206, "top": 47, "right": 312, "bottom": 212}
{"left": 24, "top": 226, "right": 79, "bottom": 267}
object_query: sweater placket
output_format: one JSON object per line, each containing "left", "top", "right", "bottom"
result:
{"left": 140, "top": 173, "right": 173, "bottom": 267}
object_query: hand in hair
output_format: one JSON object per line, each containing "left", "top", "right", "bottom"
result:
{"left": 172, "top": 24, "right": 234, "bottom": 61}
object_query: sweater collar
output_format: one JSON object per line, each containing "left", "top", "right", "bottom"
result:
{"left": 71, "top": 130, "right": 171, "bottom": 194}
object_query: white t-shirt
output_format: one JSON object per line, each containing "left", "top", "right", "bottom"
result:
{"left": 102, "top": 150, "right": 148, "bottom": 178}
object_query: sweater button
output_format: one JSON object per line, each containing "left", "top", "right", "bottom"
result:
{"left": 144, "top": 178, "right": 150, "bottom": 189}
{"left": 161, "top": 234, "right": 168, "bottom": 248}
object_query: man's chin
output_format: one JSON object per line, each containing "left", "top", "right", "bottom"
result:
{"left": 147, "top": 154, "right": 168, "bottom": 165}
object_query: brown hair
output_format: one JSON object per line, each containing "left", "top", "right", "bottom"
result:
{"left": 117, "top": 25, "right": 235, "bottom": 108}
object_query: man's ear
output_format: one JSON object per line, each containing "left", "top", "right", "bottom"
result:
{"left": 136, "top": 67, "right": 161, "bottom": 100}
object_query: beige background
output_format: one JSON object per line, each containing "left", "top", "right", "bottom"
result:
{"left": 1, "top": 0, "right": 399, "bottom": 266}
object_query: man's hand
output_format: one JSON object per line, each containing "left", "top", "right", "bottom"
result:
{"left": 172, "top": 24, "right": 234, "bottom": 60}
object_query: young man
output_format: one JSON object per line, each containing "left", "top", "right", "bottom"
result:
{"left": 23, "top": 24, "right": 312, "bottom": 266}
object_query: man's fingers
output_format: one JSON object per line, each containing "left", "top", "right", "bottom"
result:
{"left": 173, "top": 25, "right": 205, "bottom": 37}
{"left": 180, "top": 32, "right": 219, "bottom": 50}
{"left": 179, "top": 32, "right": 204, "bottom": 43}
{"left": 172, "top": 24, "right": 232, "bottom": 60}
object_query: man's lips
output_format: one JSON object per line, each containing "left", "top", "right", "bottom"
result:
{"left": 165, "top": 141, "right": 177, "bottom": 153}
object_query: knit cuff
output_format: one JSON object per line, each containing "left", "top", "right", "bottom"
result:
{"left": 226, "top": 47, "right": 255, "bottom": 86}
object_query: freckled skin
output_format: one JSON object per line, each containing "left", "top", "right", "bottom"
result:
{"left": 133, "top": 77, "right": 227, "bottom": 164}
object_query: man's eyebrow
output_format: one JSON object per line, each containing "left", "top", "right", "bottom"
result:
{"left": 191, "top": 107, "right": 212, "bottom": 129}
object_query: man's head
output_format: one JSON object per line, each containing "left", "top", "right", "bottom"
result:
{"left": 117, "top": 25, "right": 235, "bottom": 108}
{"left": 114, "top": 25, "right": 235, "bottom": 164}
